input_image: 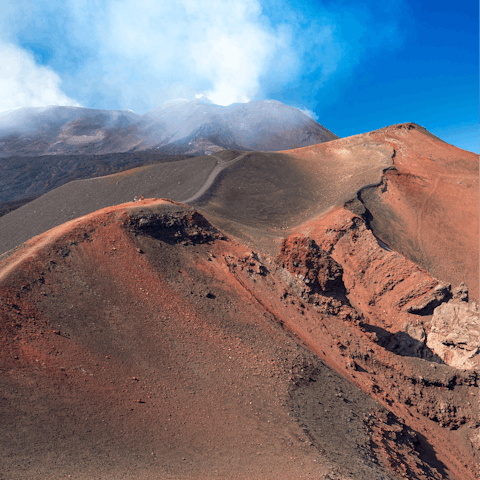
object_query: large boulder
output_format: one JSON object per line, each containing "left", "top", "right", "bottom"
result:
{"left": 426, "top": 300, "right": 479, "bottom": 369}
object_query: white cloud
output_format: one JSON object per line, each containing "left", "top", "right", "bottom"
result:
{"left": 75, "top": 0, "right": 402, "bottom": 111}
{"left": 0, "top": 42, "right": 81, "bottom": 113}
{"left": 61, "top": 0, "right": 346, "bottom": 108}
{"left": 85, "top": 0, "right": 283, "bottom": 106}
{"left": 0, "top": 0, "right": 405, "bottom": 113}
{"left": 300, "top": 108, "right": 318, "bottom": 121}
{"left": 187, "top": 8, "right": 279, "bottom": 105}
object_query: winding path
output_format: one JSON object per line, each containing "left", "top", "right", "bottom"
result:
{"left": 180, "top": 152, "right": 249, "bottom": 204}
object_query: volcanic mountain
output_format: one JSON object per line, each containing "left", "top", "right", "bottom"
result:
{"left": 0, "top": 98, "right": 337, "bottom": 158}
{"left": 0, "top": 98, "right": 337, "bottom": 216}
{"left": 0, "top": 105, "right": 142, "bottom": 158}
{"left": 0, "top": 123, "right": 478, "bottom": 479}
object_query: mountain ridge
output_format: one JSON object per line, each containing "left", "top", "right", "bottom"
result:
{"left": 0, "top": 99, "right": 338, "bottom": 158}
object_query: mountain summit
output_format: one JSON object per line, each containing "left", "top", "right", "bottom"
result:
{"left": 0, "top": 100, "right": 338, "bottom": 157}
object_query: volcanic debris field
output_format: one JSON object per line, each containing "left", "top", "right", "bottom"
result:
{"left": 0, "top": 123, "right": 478, "bottom": 479}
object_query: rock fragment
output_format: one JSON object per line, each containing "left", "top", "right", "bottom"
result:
{"left": 452, "top": 282, "right": 469, "bottom": 302}
{"left": 406, "top": 283, "right": 451, "bottom": 315}
{"left": 275, "top": 234, "right": 343, "bottom": 293}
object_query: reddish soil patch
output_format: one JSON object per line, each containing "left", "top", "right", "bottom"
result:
{"left": 0, "top": 200, "right": 377, "bottom": 479}
{"left": 1, "top": 198, "right": 478, "bottom": 479}
{"left": 350, "top": 124, "right": 478, "bottom": 301}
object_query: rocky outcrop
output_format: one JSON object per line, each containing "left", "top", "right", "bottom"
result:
{"left": 427, "top": 299, "right": 480, "bottom": 369}
{"left": 272, "top": 234, "right": 360, "bottom": 320}
{"left": 275, "top": 234, "right": 344, "bottom": 293}
{"left": 452, "top": 282, "right": 469, "bottom": 302}
{"left": 127, "top": 206, "right": 226, "bottom": 246}
{"left": 379, "top": 321, "right": 432, "bottom": 359}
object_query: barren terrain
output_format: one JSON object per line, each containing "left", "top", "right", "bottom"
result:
{"left": 0, "top": 123, "right": 478, "bottom": 479}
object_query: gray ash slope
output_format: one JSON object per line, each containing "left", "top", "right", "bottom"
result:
{"left": 0, "top": 152, "right": 223, "bottom": 256}
{"left": 0, "top": 152, "right": 194, "bottom": 211}
{"left": 0, "top": 98, "right": 337, "bottom": 213}
{"left": 0, "top": 137, "right": 391, "bottom": 258}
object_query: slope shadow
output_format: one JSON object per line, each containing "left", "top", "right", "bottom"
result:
{"left": 362, "top": 323, "right": 445, "bottom": 364}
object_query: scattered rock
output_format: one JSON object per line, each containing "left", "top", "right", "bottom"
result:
{"left": 470, "top": 431, "right": 480, "bottom": 451}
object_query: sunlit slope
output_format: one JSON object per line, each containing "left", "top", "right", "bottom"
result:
{"left": 192, "top": 142, "right": 394, "bottom": 229}
{"left": 342, "top": 123, "right": 478, "bottom": 300}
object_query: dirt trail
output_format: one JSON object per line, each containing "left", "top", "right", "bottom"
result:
{"left": 180, "top": 152, "right": 249, "bottom": 204}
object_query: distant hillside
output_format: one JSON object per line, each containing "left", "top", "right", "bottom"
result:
{"left": 0, "top": 99, "right": 338, "bottom": 157}
{"left": 138, "top": 98, "right": 338, "bottom": 155}
{"left": 0, "top": 106, "right": 141, "bottom": 157}
{"left": 0, "top": 152, "right": 193, "bottom": 217}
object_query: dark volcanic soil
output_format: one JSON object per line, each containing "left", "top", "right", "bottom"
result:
{"left": 0, "top": 152, "right": 195, "bottom": 209}
{"left": 0, "top": 154, "right": 218, "bottom": 256}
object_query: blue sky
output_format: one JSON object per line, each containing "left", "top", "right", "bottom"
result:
{"left": 0, "top": 0, "right": 478, "bottom": 152}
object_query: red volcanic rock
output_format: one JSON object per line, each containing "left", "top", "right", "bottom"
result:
{"left": 275, "top": 234, "right": 343, "bottom": 293}
{"left": 298, "top": 207, "right": 452, "bottom": 335}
